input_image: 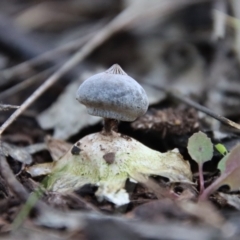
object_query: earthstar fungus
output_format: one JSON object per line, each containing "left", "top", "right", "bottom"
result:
{"left": 27, "top": 64, "right": 193, "bottom": 206}
{"left": 76, "top": 64, "right": 149, "bottom": 133}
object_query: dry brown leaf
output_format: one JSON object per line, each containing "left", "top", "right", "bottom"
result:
{"left": 45, "top": 136, "right": 72, "bottom": 161}
{"left": 1, "top": 142, "right": 46, "bottom": 165}
{"left": 37, "top": 77, "right": 101, "bottom": 140}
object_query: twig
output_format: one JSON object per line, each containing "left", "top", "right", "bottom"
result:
{"left": 150, "top": 85, "right": 240, "bottom": 131}
{"left": 0, "top": 67, "right": 56, "bottom": 100}
{"left": 0, "top": 0, "right": 206, "bottom": 135}
{"left": 0, "top": 104, "right": 19, "bottom": 111}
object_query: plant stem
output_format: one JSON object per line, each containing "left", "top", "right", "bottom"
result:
{"left": 199, "top": 173, "right": 226, "bottom": 201}
{"left": 103, "top": 118, "right": 118, "bottom": 134}
{"left": 12, "top": 187, "right": 44, "bottom": 230}
{"left": 199, "top": 163, "right": 205, "bottom": 194}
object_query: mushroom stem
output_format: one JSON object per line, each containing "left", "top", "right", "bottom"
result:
{"left": 103, "top": 118, "right": 118, "bottom": 134}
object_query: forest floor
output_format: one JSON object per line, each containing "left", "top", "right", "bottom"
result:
{"left": 1, "top": 0, "right": 240, "bottom": 239}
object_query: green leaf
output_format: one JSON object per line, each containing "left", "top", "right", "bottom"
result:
{"left": 187, "top": 131, "right": 213, "bottom": 165}
{"left": 215, "top": 143, "right": 228, "bottom": 156}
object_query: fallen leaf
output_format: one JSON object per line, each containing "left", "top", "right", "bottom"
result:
{"left": 45, "top": 136, "right": 71, "bottom": 161}
{"left": 129, "top": 199, "right": 189, "bottom": 222}
{"left": 27, "top": 162, "right": 54, "bottom": 177}
{"left": 37, "top": 77, "right": 101, "bottom": 140}
{"left": 1, "top": 142, "right": 47, "bottom": 165}
{"left": 179, "top": 201, "right": 225, "bottom": 229}
{"left": 219, "top": 193, "right": 240, "bottom": 210}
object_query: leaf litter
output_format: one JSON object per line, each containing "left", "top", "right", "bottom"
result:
{"left": 37, "top": 78, "right": 101, "bottom": 140}
{"left": 2, "top": 0, "right": 240, "bottom": 239}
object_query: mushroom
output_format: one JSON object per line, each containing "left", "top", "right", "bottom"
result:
{"left": 27, "top": 64, "right": 193, "bottom": 206}
{"left": 76, "top": 64, "right": 149, "bottom": 133}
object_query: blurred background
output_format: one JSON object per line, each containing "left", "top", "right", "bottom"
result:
{"left": 0, "top": 0, "right": 240, "bottom": 140}
{"left": 1, "top": 2, "right": 240, "bottom": 238}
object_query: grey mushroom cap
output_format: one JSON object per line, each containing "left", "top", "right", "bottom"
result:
{"left": 76, "top": 64, "right": 149, "bottom": 121}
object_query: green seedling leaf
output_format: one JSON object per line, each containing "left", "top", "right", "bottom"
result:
{"left": 215, "top": 143, "right": 228, "bottom": 156}
{"left": 187, "top": 131, "right": 213, "bottom": 194}
{"left": 216, "top": 143, "right": 229, "bottom": 175}
{"left": 200, "top": 144, "right": 240, "bottom": 200}
{"left": 187, "top": 131, "right": 213, "bottom": 164}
